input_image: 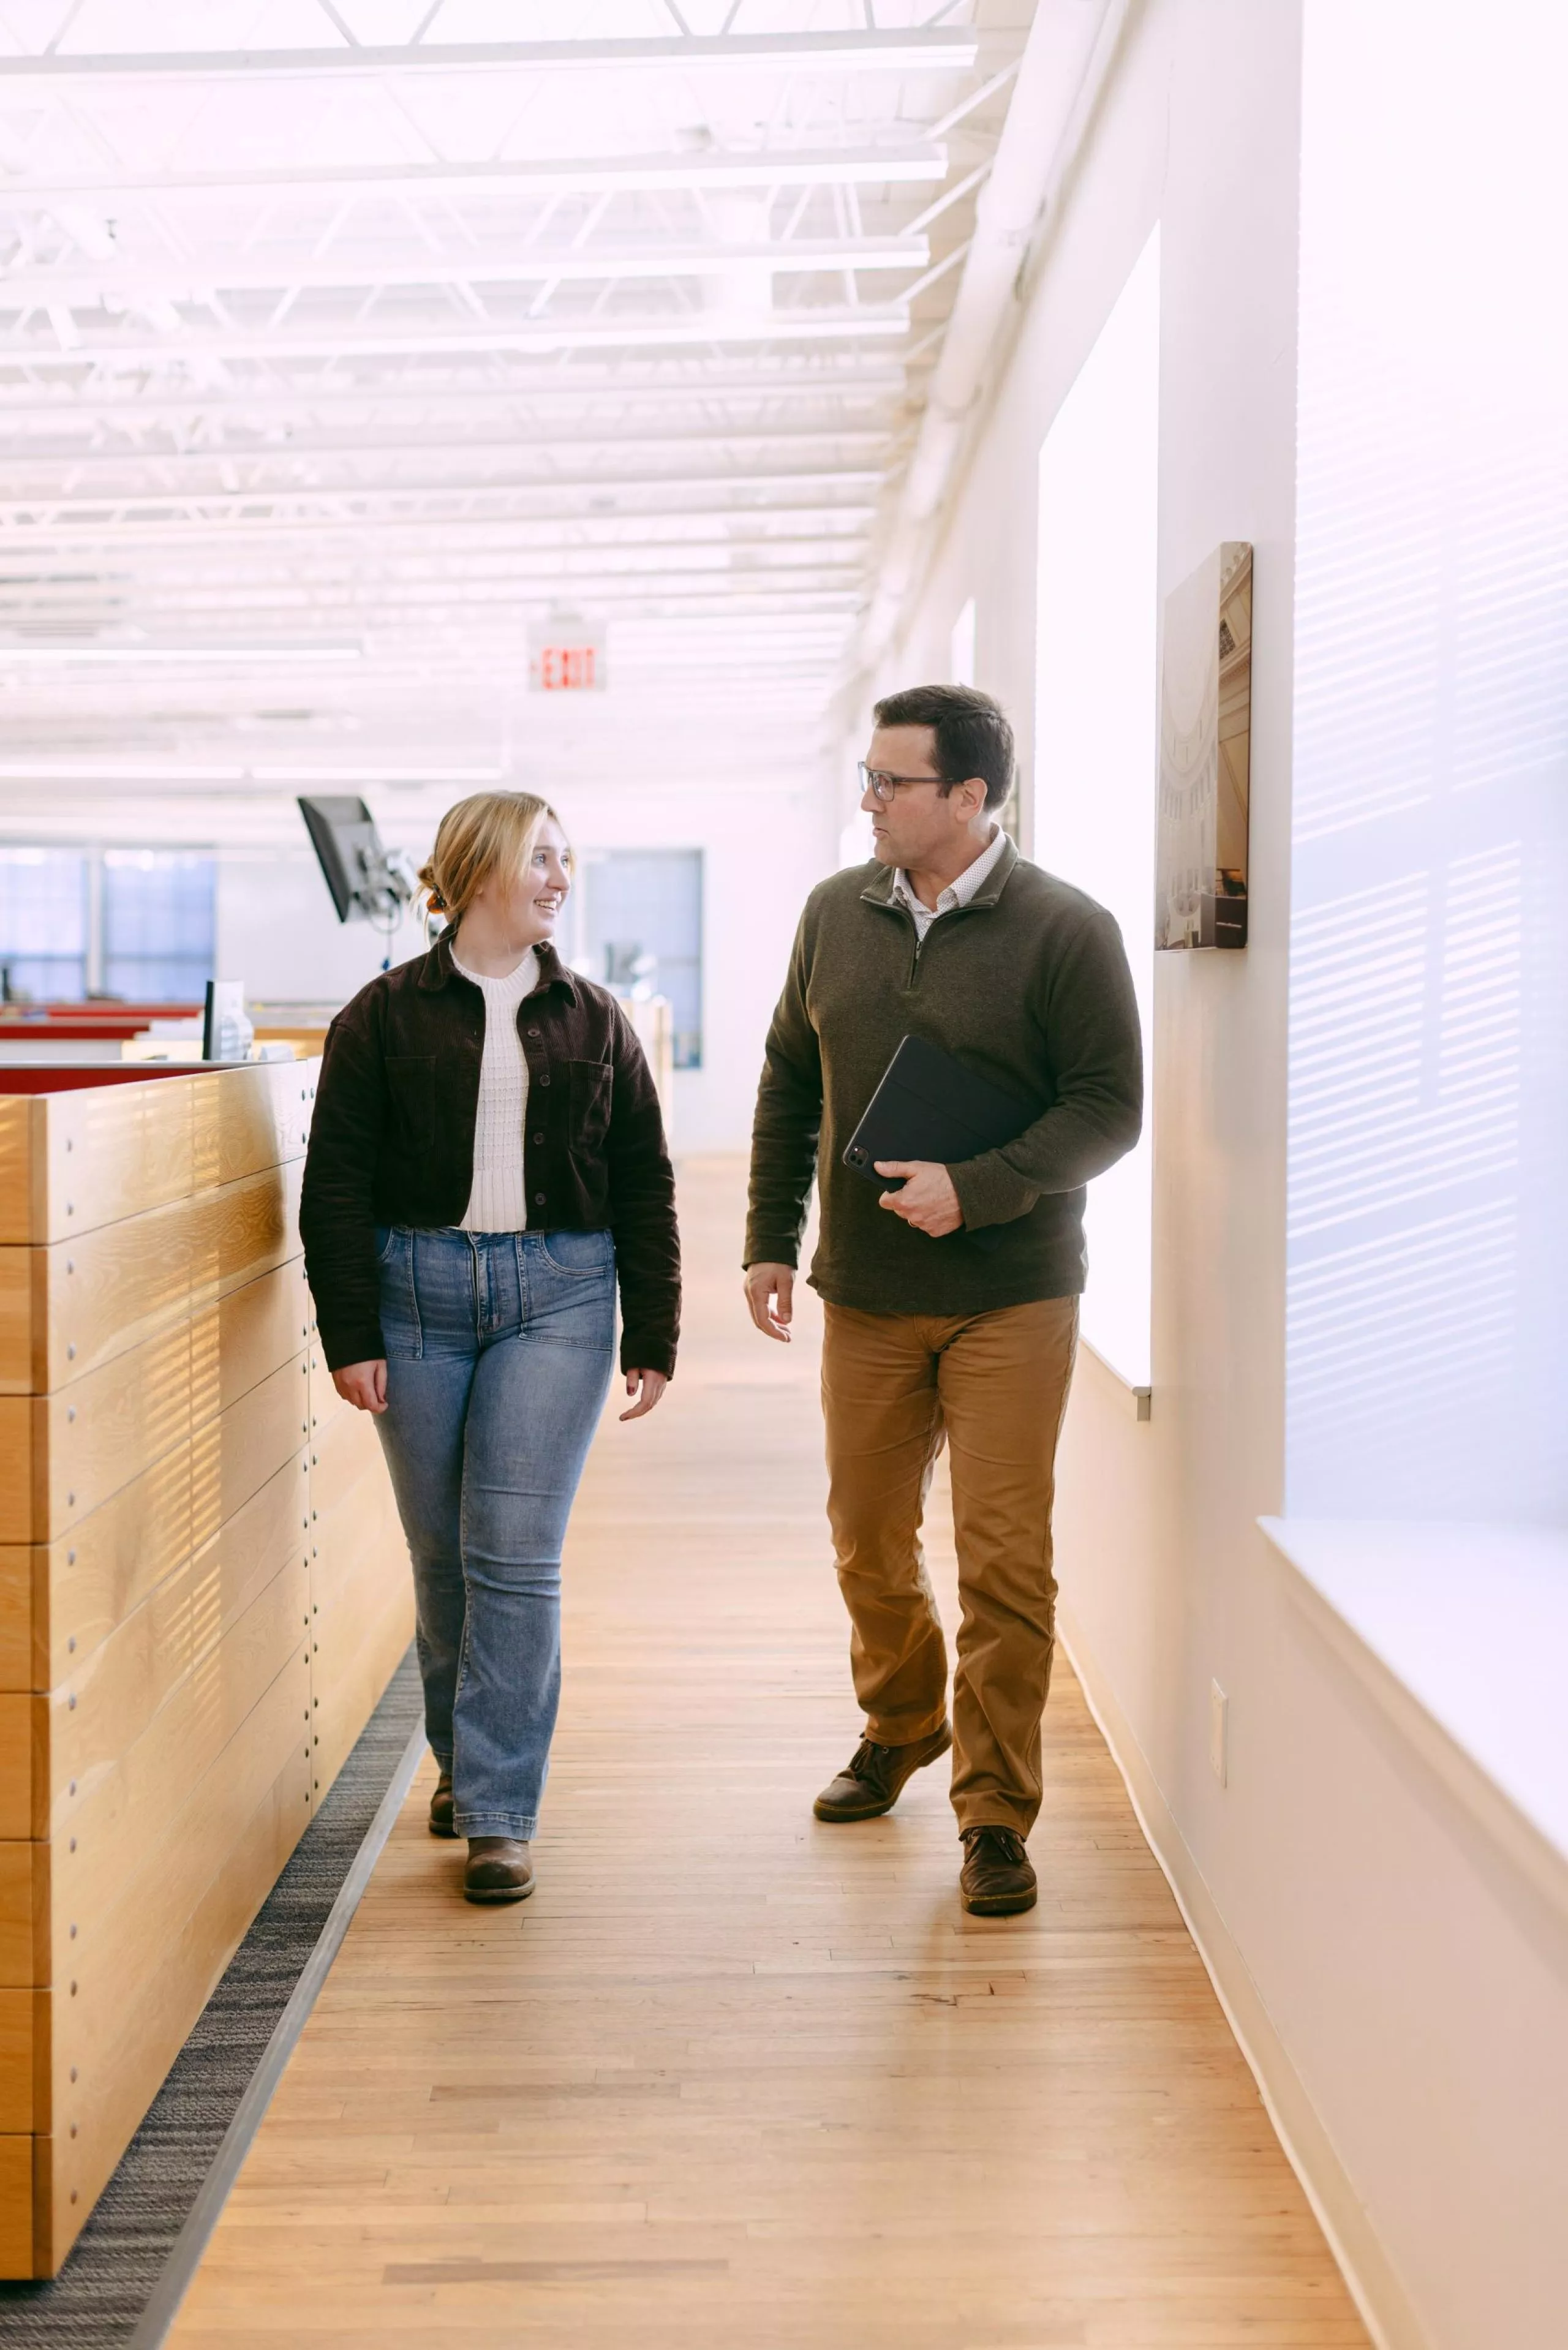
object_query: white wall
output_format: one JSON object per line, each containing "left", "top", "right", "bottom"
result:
{"left": 867, "top": 4, "right": 1567, "bottom": 2346}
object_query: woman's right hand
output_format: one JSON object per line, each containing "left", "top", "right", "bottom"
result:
{"left": 333, "top": 1359, "right": 388, "bottom": 1414}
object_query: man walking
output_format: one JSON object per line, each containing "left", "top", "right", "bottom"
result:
{"left": 744, "top": 685, "right": 1142, "bottom": 1916}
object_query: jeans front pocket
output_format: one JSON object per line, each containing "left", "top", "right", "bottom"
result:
{"left": 537, "top": 1227, "right": 615, "bottom": 1279}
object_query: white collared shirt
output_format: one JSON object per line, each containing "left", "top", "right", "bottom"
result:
{"left": 891, "top": 823, "right": 1008, "bottom": 943}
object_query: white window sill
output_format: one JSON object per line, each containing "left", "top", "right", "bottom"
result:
{"left": 1259, "top": 1516, "right": 1568, "bottom": 1921}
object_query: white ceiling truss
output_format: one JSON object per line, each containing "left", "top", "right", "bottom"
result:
{"left": 0, "top": 1, "right": 1041, "bottom": 818}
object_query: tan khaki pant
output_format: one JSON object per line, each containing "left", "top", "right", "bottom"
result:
{"left": 820, "top": 1296, "right": 1079, "bottom": 1836}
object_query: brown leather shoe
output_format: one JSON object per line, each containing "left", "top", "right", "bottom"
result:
{"left": 959, "top": 1825, "right": 1036, "bottom": 1915}
{"left": 429, "top": 1771, "right": 456, "bottom": 1839}
{"left": 813, "top": 1722, "right": 952, "bottom": 1822}
{"left": 463, "top": 1837, "right": 535, "bottom": 1904}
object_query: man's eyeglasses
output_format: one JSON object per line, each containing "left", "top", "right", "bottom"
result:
{"left": 858, "top": 762, "right": 948, "bottom": 804}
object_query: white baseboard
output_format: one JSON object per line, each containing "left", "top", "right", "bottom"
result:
{"left": 1057, "top": 1603, "right": 1430, "bottom": 2350}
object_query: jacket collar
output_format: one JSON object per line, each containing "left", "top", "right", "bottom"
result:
{"left": 417, "top": 931, "right": 579, "bottom": 1003}
{"left": 860, "top": 829, "right": 1020, "bottom": 914}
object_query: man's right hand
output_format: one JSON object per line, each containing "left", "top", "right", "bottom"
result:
{"left": 333, "top": 1358, "right": 388, "bottom": 1414}
{"left": 743, "top": 1264, "right": 794, "bottom": 1344}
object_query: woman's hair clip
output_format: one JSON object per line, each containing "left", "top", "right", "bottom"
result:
{"left": 426, "top": 889, "right": 448, "bottom": 911}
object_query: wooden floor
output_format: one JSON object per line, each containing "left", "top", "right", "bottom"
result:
{"left": 166, "top": 1159, "right": 1368, "bottom": 2349}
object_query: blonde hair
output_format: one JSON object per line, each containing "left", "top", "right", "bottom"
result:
{"left": 417, "top": 791, "right": 571, "bottom": 928}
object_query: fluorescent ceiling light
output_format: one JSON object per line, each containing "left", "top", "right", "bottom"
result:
{"left": 6, "top": 147, "right": 948, "bottom": 205}
{"left": 2, "top": 312, "right": 911, "bottom": 367}
{"left": 1, "top": 240, "right": 930, "bottom": 304}
{"left": 0, "top": 368, "right": 911, "bottom": 426}
{"left": 0, "top": 32, "right": 982, "bottom": 83}
{"left": 4, "top": 465, "right": 884, "bottom": 513}
{"left": 0, "top": 642, "right": 363, "bottom": 662}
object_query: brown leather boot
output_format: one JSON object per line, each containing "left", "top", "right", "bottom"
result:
{"left": 959, "top": 1825, "right": 1036, "bottom": 1915}
{"left": 429, "top": 1771, "right": 455, "bottom": 1839}
{"left": 813, "top": 1722, "right": 952, "bottom": 1822}
{"left": 463, "top": 1837, "right": 535, "bottom": 1904}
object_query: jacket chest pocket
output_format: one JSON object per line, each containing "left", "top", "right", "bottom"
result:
{"left": 567, "top": 1059, "right": 612, "bottom": 1151}
{"left": 385, "top": 1053, "right": 437, "bottom": 1150}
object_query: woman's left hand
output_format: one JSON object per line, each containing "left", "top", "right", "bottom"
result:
{"left": 619, "top": 1368, "right": 668, "bottom": 1423}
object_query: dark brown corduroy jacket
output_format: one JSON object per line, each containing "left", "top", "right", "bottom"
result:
{"left": 300, "top": 935, "right": 680, "bottom": 1379}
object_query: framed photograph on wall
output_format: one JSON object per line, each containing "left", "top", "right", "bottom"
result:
{"left": 1155, "top": 541, "right": 1253, "bottom": 949}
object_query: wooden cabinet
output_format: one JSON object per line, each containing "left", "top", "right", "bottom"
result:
{"left": 0, "top": 1062, "right": 412, "bottom": 2275}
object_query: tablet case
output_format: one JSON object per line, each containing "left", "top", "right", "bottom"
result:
{"left": 842, "top": 1034, "right": 1040, "bottom": 1249}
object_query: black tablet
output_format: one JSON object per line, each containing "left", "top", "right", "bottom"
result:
{"left": 842, "top": 1035, "right": 1039, "bottom": 1246}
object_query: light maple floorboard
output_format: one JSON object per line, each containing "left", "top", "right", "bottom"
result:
{"left": 167, "top": 1157, "right": 1368, "bottom": 2350}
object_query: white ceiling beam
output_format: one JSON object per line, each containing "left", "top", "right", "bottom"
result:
{"left": 0, "top": 309, "right": 910, "bottom": 366}
{"left": 0, "top": 424, "right": 897, "bottom": 472}
{"left": 0, "top": 571, "right": 868, "bottom": 617}
{"left": 0, "top": 238, "right": 932, "bottom": 305}
{"left": 0, "top": 511, "right": 877, "bottom": 552}
{"left": 0, "top": 145, "right": 948, "bottom": 206}
{"left": 0, "top": 464, "right": 886, "bottom": 514}
{"left": 0, "top": 31, "right": 984, "bottom": 83}
{"left": 0, "top": 365, "right": 912, "bottom": 429}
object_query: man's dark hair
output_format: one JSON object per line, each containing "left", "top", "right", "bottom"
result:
{"left": 872, "top": 683, "right": 1016, "bottom": 811}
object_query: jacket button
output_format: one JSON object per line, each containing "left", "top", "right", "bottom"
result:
{"left": 538, "top": 1072, "right": 551, "bottom": 1086}
{"left": 534, "top": 1194, "right": 546, "bottom": 1207}
{"left": 527, "top": 1027, "right": 541, "bottom": 1039}
{"left": 532, "top": 1132, "right": 545, "bottom": 1145}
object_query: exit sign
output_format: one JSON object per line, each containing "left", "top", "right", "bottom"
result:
{"left": 529, "top": 614, "right": 607, "bottom": 692}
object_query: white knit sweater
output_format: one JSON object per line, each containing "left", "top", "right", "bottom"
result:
{"left": 453, "top": 947, "right": 538, "bottom": 1232}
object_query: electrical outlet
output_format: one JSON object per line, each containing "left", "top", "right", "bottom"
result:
{"left": 1209, "top": 1680, "right": 1229, "bottom": 1787}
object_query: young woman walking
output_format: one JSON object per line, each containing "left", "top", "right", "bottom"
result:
{"left": 300, "top": 791, "right": 680, "bottom": 1904}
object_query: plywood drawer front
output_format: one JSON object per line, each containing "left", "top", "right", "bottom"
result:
{"left": 311, "top": 1401, "right": 390, "bottom": 1523}
{"left": 53, "top": 1640, "right": 309, "bottom": 2088}
{"left": 39, "top": 1446, "right": 193, "bottom": 1689}
{"left": 190, "top": 1357, "right": 309, "bottom": 1555}
{"left": 53, "top": 1518, "right": 309, "bottom": 1821}
{"left": 0, "top": 1697, "right": 34, "bottom": 1843}
{"left": 16, "top": 1164, "right": 305, "bottom": 1405}
{"left": 40, "top": 1080, "right": 194, "bottom": 1245}
{"left": 190, "top": 1064, "right": 309, "bottom": 1194}
{"left": 306, "top": 1338, "right": 355, "bottom": 1437}
{"left": 0, "top": 1990, "right": 39, "bottom": 2131}
{"left": 42, "top": 1203, "right": 192, "bottom": 1395}
{"left": 0, "top": 1550, "right": 32, "bottom": 1693}
{"left": 313, "top": 1461, "right": 404, "bottom": 1599}
{"left": 0, "top": 1400, "right": 39, "bottom": 1546}
{"left": 0, "top": 1843, "right": 46, "bottom": 1990}
{"left": 189, "top": 1262, "right": 309, "bottom": 1423}
{"left": 50, "top": 1562, "right": 196, "bottom": 1811}
{"left": 0, "top": 1101, "right": 40, "bottom": 1248}
{"left": 0, "top": 1253, "right": 40, "bottom": 1396}
{"left": 37, "top": 1326, "right": 192, "bottom": 1542}
{"left": 189, "top": 1455, "right": 310, "bottom": 1666}
{"left": 190, "top": 1162, "right": 302, "bottom": 1307}
{"left": 0, "top": 2131, "right": 29, "bottom": 2275}
{"left": 313, "top": 1585, "right": 413, "bottom": 1802}
{"left": 44, "top": 1692, "right": 310, "bottom": 2275}
{"left": 50, "top": 1559, "right": 311, "bottom": 1866}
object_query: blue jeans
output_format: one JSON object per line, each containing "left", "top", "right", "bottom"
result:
{"left": 374, "top": 1225, "right": 616, "bottom": 1840}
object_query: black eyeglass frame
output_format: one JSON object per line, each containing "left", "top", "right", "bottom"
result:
{"left": 857, "top": 761, "right": 952, "bottom": 803}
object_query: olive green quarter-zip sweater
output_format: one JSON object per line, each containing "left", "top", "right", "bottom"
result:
{"left": 745, "top": 837, "right": 1143, "bottom": 1316}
